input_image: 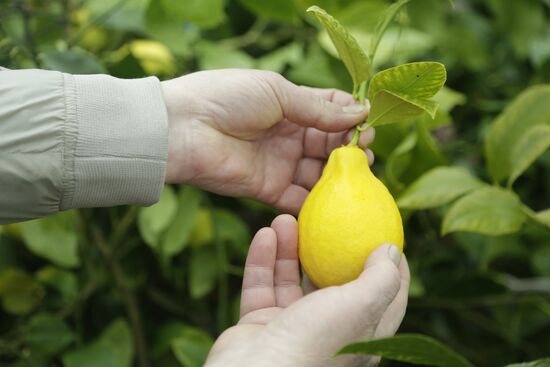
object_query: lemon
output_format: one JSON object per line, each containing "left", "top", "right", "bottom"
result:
{"left": 298, "top": 146, "right": 404, "bottom": 288}
{"left": 189, "top": 208, "right": 214, "bottom": 248}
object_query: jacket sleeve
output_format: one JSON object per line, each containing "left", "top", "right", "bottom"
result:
{"left": 0, "top": 68, "right": 168, "bottom": 224}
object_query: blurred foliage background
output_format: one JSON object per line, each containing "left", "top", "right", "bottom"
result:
{"left": 0, "top": 0, "right": 549, "bottom": 366}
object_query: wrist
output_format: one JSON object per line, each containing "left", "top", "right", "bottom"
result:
{"left": 160, "top": 79, "right": 201, "bottom": 185}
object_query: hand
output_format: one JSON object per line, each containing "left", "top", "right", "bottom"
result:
{"left": 161, "top": 69, "right": 374, "bottom": 214}
{"left": 206, "top": 214, "right": 410, "bottom": 367}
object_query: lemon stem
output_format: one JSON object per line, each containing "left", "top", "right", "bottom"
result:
{"left": 348, "top": 80, "right": 368, "bottom": 147}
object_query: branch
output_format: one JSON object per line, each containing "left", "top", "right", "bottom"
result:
{"left": 218, "top": 18, "right": 269, "bottom": 49}
{"left": 91, "top": 226, "right": 150, "bottom": 367}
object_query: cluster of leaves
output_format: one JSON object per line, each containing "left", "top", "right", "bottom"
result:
{"left": 0, "top": 0, "right": 549, "bottom": 366}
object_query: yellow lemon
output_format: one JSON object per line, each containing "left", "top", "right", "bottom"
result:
{"left": 189, "top": 208, "right": 214, "bottom": 248}
{"left": 298, "top": 146, "right": 404, "bottom": 288}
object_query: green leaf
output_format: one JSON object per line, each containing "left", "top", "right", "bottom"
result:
{"left": 337, "top": 334, "right": 474, "bottom": 367}
{"left": 367, "top": 0, "right": 410, "bottom": 62}
{"left": 36, "top": 266, "right": 78, "bottom": 302}
{"left": 368, "top": 62, "right": 447, "bottom": 119}
{"left": 161, "top": 186, "right": 202, "bottom": 257}
{"left": 238, "top": 0, "right": 297, "bottom": 22}
{"left": 171, "top": 327, "right": 213, "bottom": 367}
{"left": 138, "top": 185, "right": 177, "bottom": 249}
{"left": 485, "top": 85, "right": 550, "bottom": 183}
{"left": 41, "top": 50, "right": 106, "bottom": 74}
{"left": 62, "top": 319, "right": 133, "bottom": 367}
{"left": 504, "top": 358, "right": 550, "bottom": 367}
{"left": 367, "top": 90, "right": 429, "bottom": 127}
{"left": 398, "top": 167, "right": 484, "bottom": 209}
{"left": 20, "top": 210, "right": 80, "bottom": 268}
{"left": 442, "top": 187, "right": 526, "bottom": 236}
{"left": 0, "top": 268, "right": 44, "bottom": 315}
{"left": 369, "top": 62, "right": 447, "bottom": 105}
{"left": 307, "top": 5, "right": 371, "bottom": 90}
{"left": 189, "top": 247, "right": 218, "bottom": 299}
{"left": 24, "top": 312, "right": 74, "bottom": 356}
{"left": 508, "top": 124, "right": 550, "bottom": 186}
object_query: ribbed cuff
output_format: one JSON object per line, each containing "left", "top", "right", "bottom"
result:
{"left": 60, "top": 74, "right": 168, "bottom": 209}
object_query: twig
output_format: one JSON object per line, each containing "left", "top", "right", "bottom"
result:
{"left": 91, "top": 226, "right": 150, "bottom": 367}
{"left": 218, "top": 18, "right": 269, "bottom": 49}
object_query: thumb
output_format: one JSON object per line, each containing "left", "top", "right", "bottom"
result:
{"left": 267, "top": 74, "right": 368, "bottom": 132}
{"left": 337, "top": 243, "right": 403, "bottom": 329}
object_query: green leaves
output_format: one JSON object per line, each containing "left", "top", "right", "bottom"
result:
{"left": 398, "top": 167, "right": 484, "bottom": 209}
{"left": 367, "top": 62, "right": 447, "bottom": 126}
{"left": 307, "top": 5, "right": 371, "bottom": 91}
{"left": 307, "top": 5, "right": 445, "bottom": 128}
{"left": 442, "top": 187, "right": 526, "bottom": 236}
{"left": 485, "top": 85, "right": 550, "bottom": 184}
{"left": 338, "top": 334, "right": 474, "bottom": 367}
{"left": 20, "top": 210, "right": 80, "bottom": 268}
{"left": 63, "top": 319, "right": 133, "bottom": 367}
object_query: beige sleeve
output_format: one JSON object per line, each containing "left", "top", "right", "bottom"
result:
{"left": 0, "top": 68, "right": 168, "bottom": 224}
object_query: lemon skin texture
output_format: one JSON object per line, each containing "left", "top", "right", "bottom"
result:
{"left": 298, "top": 146, "right": 404, "bottom": 288}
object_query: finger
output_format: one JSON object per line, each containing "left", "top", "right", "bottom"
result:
{"left": 293, "top": 158, "right": 324, "bottom": 191}
{"left": 303, "top": 128, "right": 329, "bottom": 159}
{"left": 374, "top": 255, "right": 411, "bottom": 338}
{"left": 271, "top": 215, "right": 304, "bottom": 307}
{"left": 304, "top": 127, "right": 375, "bottom": 160}
{"left": 345, "top": 127, "right": 376, "bottom": 149}
{"left": 367, "top": 148, "right": 374, "bottom": 165}
{"left": 269, "top": 76, "right": 368, "bottom": 132}
{"left": 336, "top": 243, "right": 402, "bottom": 333}
{"left": 240, "top": 227, "right": 277, "bottom": 317}
{"left": 271, "top": 243, "right": 402, "bottom": 348}
{"left": 303, "top": 87, "right": 357, "bottom": 107}
{"left": 273, "top": 184, "right": 309, "bottom": 215}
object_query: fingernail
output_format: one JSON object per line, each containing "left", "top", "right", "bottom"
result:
{"left": 342, "top": 104, "right": 365, "bottom": 114}
{"left": 387, "top": 244, "right": 401, "bottom": 266}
